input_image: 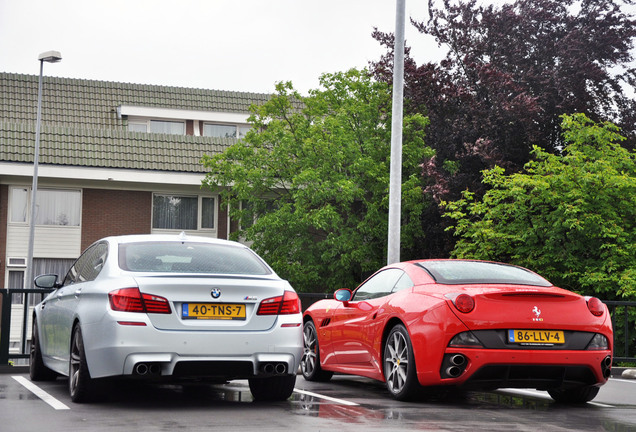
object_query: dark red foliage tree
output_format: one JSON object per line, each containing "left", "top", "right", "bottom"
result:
{"left": 371, "top": 0, "right": 636, "bottom": 257}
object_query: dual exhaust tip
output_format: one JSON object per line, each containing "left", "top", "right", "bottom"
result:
{"left": 601, "top": 355, "right": 612, "bottom": 379}
{"left": 442, "top": 354, "right": 467, "bottom": 379}
{"left": 259, "top": 362, "right": 288, "bottom": 376}
{"left": 133, "top": 362, "right": 162, "bottom": 376}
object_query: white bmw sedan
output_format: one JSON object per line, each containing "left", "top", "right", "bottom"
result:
{"left": 29, "top": 234, "right": 303, "bottom": 403}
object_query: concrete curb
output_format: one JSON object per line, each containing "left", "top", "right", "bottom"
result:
{"left": 619, "top": 368, "right": 636, "bottom": 379}
{"left": 0, "top": 365, "right": 29, "bottom": 374}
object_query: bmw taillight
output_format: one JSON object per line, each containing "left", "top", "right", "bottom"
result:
{"left": 109, "top": 288, "right": 171, "bottom": 314}
{"left": 257, "top": 291, "right": 301, "bottom": 315}
{"left": 586, "top": 297, "right": 604, "bottom": 317}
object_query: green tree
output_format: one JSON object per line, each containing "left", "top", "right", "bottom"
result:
{"left": 372, "top": 0, "right": 636, "bottom": 258}
{"left": 443, "top": 114, "right": 635, "bottom": 300}
{"left": 201, "top": 69, "right": 431, "bottom": 292}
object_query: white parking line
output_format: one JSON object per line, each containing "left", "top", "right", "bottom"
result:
{"left": 498, "top": 388, "right": 552, "bottom": 400}
{"left": 12, "top": 376, "right": 70, "bottom": 410}
{"left": 293, "top": 388, "right": 359, "bottom": 406}
{"left": 611, "top": 378, "right": 636, "bottom": 384}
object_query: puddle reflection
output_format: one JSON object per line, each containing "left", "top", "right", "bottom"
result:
{"left": 470, "top": 390, "right": 552, "bottom": 410}
{"left": 289, "top": 392, "right": 384, "bottom": 423}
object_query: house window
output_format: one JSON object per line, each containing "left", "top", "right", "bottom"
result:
{"left": 9, "top": 187, "right": 80, "bottom": 226}
{"left": 128, "top": 122, "right": 147, "bottom": 133}
{"left": 201, "top": 197, "right": 215, "bottom": 229}
{"left": 9, "top": 258, "right": 74, "bottom": 304}
{"left": 239, "top": 200, "right": 254, "bottom": 230}
{"left": 10, "top": 187, "right": 28, "bottom": 223}
{"left": 203, "top": 123, "right": 237, "bottom": 138}
{"left": 238, "top": 125, "right": 251, "bottom": 138}
{"left": 153, "top": 194, "right": 216, "bottom": 231}
{"left": 202, "top": 123, "right": 252, "bottom": 139}
{"left": 150, "top": 120, "right": 185, "bottom": 135}
{"left": 128, "top": 120, "right": 185, "bottom": 135}
{"left": 9, "top": 269, "right": 24, "bottom": 303}
{"left": 36, "top": 190, "right": 81, "bottom": 226}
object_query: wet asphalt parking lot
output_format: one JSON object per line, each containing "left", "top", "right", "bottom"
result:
{"left": 2, "top": 369, "right": 636, "bottom": 432}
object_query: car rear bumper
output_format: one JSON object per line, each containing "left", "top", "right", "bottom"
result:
{"left": 81, "top": 316, "right": 303, "bottom": 379}
{"left": 419, "top": 348, "right": 613, "bottom": 390}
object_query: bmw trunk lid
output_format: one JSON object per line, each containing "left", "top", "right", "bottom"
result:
{"left": 132, "top": 275, "right": 292, "bottom": 331}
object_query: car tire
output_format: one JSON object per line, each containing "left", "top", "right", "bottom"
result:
{"left": 248, "top": 374, "right": 297, "bottom": 401}
{"left": 69, "top": 325, "right": 98, "bottom": 403}
{"left": 301, "top": 320, "right": 333, "bottom": 382}
{"left": 548, "top": 385, "right": 600, "bottom": 404}
{"left": 29, "top": 319, "right": 58, "bottom": 381}
{"left": 383, "top": 324, "right": 420, "bottom": 401}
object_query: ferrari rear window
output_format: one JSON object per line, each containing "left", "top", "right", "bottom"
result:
{"left": 118, "top": 241, "right": 271, "bottom": 275}
{"left": 416, "top": 260, "right": 552, "bottom": 286}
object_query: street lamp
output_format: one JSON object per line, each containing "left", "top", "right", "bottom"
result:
{"left": 25, "top": 50, "right": 62, "bottom": 289}
{"left": 387, "top": 0, "right": 405, "bottom": 265}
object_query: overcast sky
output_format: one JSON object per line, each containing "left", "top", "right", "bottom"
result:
{"left": 3, "top": 1, "right": 632, "bottom": 96}
{"left": 0, "top": 0, "right": 447, "bottom": 95}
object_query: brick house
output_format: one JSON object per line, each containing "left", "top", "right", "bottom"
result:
{"left": 0, "top": 72, "right": 273, "bottom": 291}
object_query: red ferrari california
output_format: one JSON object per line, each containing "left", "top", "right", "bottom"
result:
{"left": 301, "top": 260, "right": 613, "bottom": 403}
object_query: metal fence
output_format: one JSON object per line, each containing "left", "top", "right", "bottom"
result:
{"left": 604, "top": 300, "right": 636, "bottom": 363}
{"left": 2, "top": 289, "right": 634, "bottom": 366}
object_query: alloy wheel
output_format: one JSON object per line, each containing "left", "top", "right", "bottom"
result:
{"left": 69, "top": 329, "right": 82, "bottom": 395}
{"left": 301, "top": 322, "right": 318, "bottom": 376}
{"left": 385, "top": 329, "right": 409, "bottom": 394}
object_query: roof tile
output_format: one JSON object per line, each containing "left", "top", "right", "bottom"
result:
{"left": 0, "top": 72, "right": 274, "bottom": 173}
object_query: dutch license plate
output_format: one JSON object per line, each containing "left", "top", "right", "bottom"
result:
{"left": 508, "top": 330, "right": 565, "bottom": 344}
{"left": 182, "top": 303, "right": 246, "bottom": 320}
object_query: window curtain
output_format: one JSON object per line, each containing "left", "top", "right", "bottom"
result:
{"left": 203, "top": 124, "right": 237, "bottom": 138}
{"left": 153, "top": 195, "right": 198, "bottom": 229}
{"left": 9, "top": 270, "right": 24, "bottom": 303}
{"left": 9, "top": 258, "right": 74, "bottom": 304}
{"left": 10, "top": 188, "right": 28, "bottom": 223}
{"left": 150, "top": 120, "right": 185, "bottom": 135}
{"left": 201, "top": 197, "right": 215, "bottom": 229}
{"left": 35, "top": 190, "right": 81, "bottom": 226}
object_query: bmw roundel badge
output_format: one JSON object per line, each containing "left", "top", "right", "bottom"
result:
{"left": 211, "top": 288, "right": 221, "bottom": 299}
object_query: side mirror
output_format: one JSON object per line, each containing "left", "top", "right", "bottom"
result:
{"left": 334, "top": 288, "right": 352, "bottom": 306}
{"left": 34, "top": 274, "right": 60, "bottom": 289}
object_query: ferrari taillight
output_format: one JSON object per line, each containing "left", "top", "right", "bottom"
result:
{"left": 109, "top": 288, "right": 171, "bottom": 314}
{"left": 586, "top": 297, "right": 604, "bottom": 317}
{"left": 257, "top": 291, "right": 301, "bottom": 315}
{"left": 586, "top": 333, "right": 609, "bottom": 350}
{"left": 451, "top": 293, "right": 475, "bottom": 313}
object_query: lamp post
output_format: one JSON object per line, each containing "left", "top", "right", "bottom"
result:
{"left": 387, "top": 0, "right": 405, "bottom": 265}
{"left": 25, "top": 50, "right": 62, "bottom": 289}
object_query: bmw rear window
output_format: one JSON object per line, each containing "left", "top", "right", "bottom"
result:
{"left": 119, "top": 242, "right": 272, "bottom": 275}
{"left": 416, "top": 260, "right": 552, "bottom": 286}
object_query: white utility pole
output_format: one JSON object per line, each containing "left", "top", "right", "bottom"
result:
{"left": 387, "top": 0, "right": 405, "bottom": 265}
